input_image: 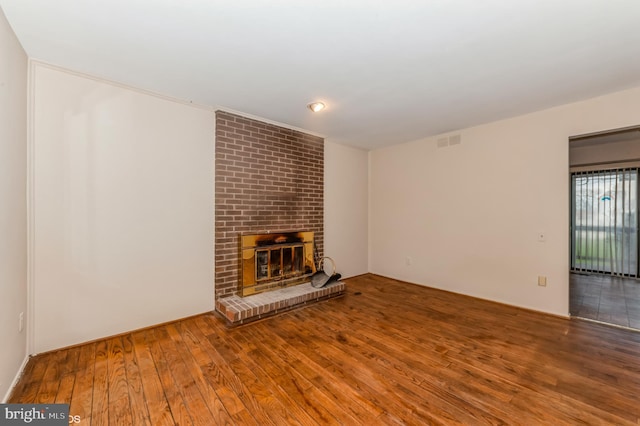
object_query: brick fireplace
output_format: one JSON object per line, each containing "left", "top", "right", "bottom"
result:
{"left": 215, "top": 111, "right": 342, "bottom": 324}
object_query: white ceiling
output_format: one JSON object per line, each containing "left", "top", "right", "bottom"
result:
{"left": 2, "top": 0, "right": 640, "bottom": 150}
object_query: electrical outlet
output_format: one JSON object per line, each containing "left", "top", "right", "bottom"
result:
{"left": 405, "top": 257, "right": 412, "bottom": 266}
{"left": 19, "top": 312, "right": 24, "bottom": 332}
{"left": 538, "top": 276, "right": 547, "bottom": 287}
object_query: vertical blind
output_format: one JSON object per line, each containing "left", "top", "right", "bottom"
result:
{"left": 571, "top": 168, "right": 638, "bottom": 277}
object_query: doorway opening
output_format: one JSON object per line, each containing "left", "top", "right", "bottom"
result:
{"left": 569, "top": 125, "right": 640, "bottom": 330}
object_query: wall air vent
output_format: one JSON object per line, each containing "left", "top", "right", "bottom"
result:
{"left": 437, "top": 135, "right": 462, "bottom": 149}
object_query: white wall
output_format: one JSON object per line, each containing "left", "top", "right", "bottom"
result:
{"left": 31, "top": 63, "right": 215, "bottom": 353}
{"left": 370, "top": 85, "right": 640, "bottom": 316}
{"left": 0, "top": 7, "right": 28, "bottom": 401}
{"left": 570, "top": 137, "right": 640, "bottom": 166}
{"left": 324, "top": 141, "right": 369, "bottom": 278}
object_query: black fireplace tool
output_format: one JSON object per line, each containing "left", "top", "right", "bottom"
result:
{"left": 311, "top": 256, "right": 341, "bottom": 288}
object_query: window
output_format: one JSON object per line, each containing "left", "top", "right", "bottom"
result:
{"left": 571, "top": 168, "right": 638, "bottom": 277}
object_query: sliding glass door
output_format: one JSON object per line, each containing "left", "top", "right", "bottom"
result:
{"left": 571, "top": 168, "right": 638, "bottom": 277}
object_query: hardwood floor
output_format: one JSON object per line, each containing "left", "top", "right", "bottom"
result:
{"left": 9, "top": 274, "right": 640, "bottom": 425}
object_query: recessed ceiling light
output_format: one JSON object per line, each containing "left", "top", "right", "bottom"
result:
{"left": 307, "top": 102, "right": 326, "bottom": 112}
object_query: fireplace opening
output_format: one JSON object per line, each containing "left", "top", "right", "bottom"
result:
{"left": 256, "top": 245, "right": 305, "bottom": 281}
{"left": 241, "top": 231, "right": 315, "bottom": 296}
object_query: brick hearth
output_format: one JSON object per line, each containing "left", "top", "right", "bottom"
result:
{"left": 216, "top": 281, "right": 345, "bottom": 326}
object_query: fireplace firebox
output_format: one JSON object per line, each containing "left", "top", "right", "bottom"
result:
{"left": 241, "top": 231, "right": 316, "bottom": 296}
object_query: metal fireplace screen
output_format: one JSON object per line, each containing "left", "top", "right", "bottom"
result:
{"left": 241, "top": 231, "right": 316, "bottom": 296}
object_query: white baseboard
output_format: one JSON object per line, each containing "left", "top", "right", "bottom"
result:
{"left": 2, "top": 355, "right": 29, "bottom": 403}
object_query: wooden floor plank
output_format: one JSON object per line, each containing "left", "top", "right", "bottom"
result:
{"left": 319, "top": 304, "right": 533, "bottom": 421}
{"left": 146, "top": 328, "right": 192, "bottom": 425}
{"left": 53, "top": 347, "right": 80, "bottom": 405}
{"left": 120, "top": 334, "right": 152, "bottom": 426}
{"left": 231, "top": 325, "right": 342, "bottom": 425}
{"left": 317, "top": 309, "right": 514, "bottom": 423}
{"left": 8, "top": 274, "right": 640, "bottom": 425}
{"left": 241, "top": 322, "right": 384, "bottom": 424}
{"left": 151, "top": 326, "right": 215, "bottom": 426}
{"left": 287, "top": 309, "right": 493, "bottom": 425}
{"left": 106, "top": 337, "right": 133, "bottom": 426}
{"left": 164, "top": 323, "right": 235, "bottom": 425}
{"left": 90, "top": 340, "right": 109, "bottom": 426}
{"left": 130, "top": 331, "right": 174, "bottom": 426}
{"left": 283, "top": 311, "right": 442, "bottom": 424}
{"left": 179, "top": 319, "right": 259, "bottom": 426}
{"left": 195, "top": 315, "right": 285, "bottom": 426}
{"left": 34, "top": 350, "right": 68, "bottom": 403}
{"left": 214, "top": 337, "right": 302, "bottom": 425}
{"left": 68, "top": 342, "right": 96, "bottom": 425}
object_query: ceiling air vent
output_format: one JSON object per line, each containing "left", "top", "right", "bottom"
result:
{"left": 436, "top": 138, "right": 448, "bottom": 148}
